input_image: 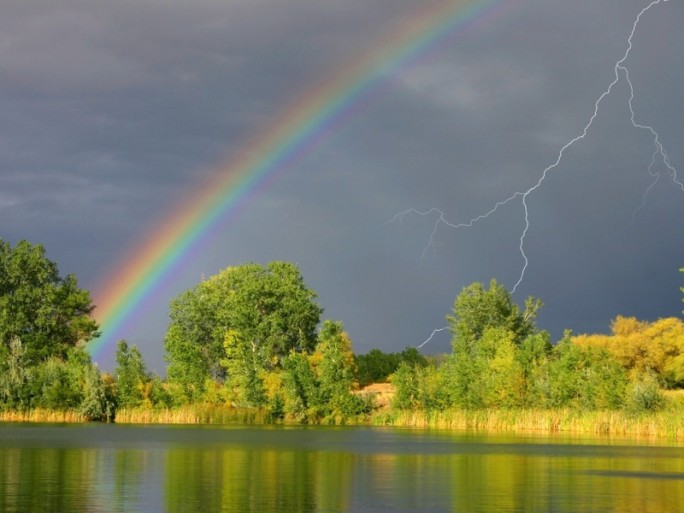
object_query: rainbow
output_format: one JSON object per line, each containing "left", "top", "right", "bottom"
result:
{"left": 88, "top": 0, "right": 510, "bottom": 361}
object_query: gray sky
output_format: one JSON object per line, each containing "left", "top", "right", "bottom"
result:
{"left": 2, "top": 0, "right": 683, "bottom": 372}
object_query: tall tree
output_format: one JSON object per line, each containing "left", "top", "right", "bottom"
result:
{"left": 444, "top": 279, "right": 546, "bottom": 409}
{"left": 313, "top": 320, "right": 358, "bottom": 417}
{"left": 115, "top": 340, "right": 147, "bottom": 409}
{"left": 447, "top": 279, "right": 542, "bottom": 351}
{"left": 165, "top": 262, "right": 322, "bottom": 401}
{"left": 0, "top": 239, "right": 99, "bottom": 364}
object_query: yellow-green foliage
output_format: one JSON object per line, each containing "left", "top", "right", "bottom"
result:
{"left": 573, "top": 316, "right": 684, "bottom": 385}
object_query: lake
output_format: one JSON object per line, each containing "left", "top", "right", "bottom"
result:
{"left": 1, "top": 423, "right": 683, "bottom": 512}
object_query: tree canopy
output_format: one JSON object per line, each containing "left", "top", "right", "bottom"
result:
{"left": 164, "top": 261, "right": 322, "bottom": 401}
{"left": 573, "top": 316, "right": 684, "bottom": 387}
{"left": 0, "top": 239, "right": 99, "bottom": 364}
{"left": 447, "top": 279, "right": 542, "bottom": 351}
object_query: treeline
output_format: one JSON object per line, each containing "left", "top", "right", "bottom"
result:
{"left": 391, "top": 280, "right": 683, "bottom": 414}
{"left": 355, "top": 347, "right": 428, "bottom": 386}
{"left": 0, "top": 241, "right": 371, "bottom": 423}
{"left": 1, "top": 238, "right": 684, "bottom": 425}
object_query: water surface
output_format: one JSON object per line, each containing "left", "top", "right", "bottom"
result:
{"left": 1, "top": 423, "right": 683, "bottom": 512}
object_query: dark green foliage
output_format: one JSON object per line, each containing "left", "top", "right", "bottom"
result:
{"left": 0, "top": 239, "right": 99, "bottom": 365}
{"left": 355, "top": 347, "right": 428, "bottom": 386}
{"left": 356, "top": 349, "right": 397, "bottom": 385}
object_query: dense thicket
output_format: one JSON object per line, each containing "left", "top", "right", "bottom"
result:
{"left": 391, "top": 279, "right": 674, "bottom": 413}
{"left": 0, "top": 239, "right": 110, "bottom": 419}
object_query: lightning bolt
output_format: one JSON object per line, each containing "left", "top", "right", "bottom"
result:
{"left": 391, "top": 0, "right": 682, "bottom": 348}
{"left": 416, "top": 327, "right": 449, "bottom": 349}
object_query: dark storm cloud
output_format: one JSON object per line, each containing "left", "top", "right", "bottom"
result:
{"left": 1, "top": 0, "right": 682, "bottom": 370}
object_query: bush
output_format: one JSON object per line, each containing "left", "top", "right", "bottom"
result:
{"left": 627, "top": 373, "right": 666, "bottom": 412}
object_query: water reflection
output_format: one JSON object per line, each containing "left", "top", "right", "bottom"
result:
{"left": 165, "top": 445, "right": 353, "bottom": 512}
{"left": 1, "top": 424, "right": 684, "bottom": 512}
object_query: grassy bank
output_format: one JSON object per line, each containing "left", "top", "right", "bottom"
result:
{"left": 2, "top": 405, "right": 683, "bottom": 440}
{"left": 372, "top": 408, "right": 684, "bottom": 440}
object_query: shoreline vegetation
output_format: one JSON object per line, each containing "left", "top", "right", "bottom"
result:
{"left": 2, "top": 240, "right": 684, "bottom": 442}
{"left": 4, "top": 402, "right": 684, "bottom": 441}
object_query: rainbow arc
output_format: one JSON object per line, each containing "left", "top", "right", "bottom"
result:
{"left": 88, "top": 0, "right": 508, "bottom": 361}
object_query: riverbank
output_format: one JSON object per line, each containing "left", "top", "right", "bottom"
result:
{"left": 3, "top": 405, "right": 683, "bottom": 440}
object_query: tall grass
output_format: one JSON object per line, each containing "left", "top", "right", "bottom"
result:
{"left": 2, "top": 405, "right": 682, "bottom": 440}
{"left": 0, "top": 409, "right": 85, "bottom": 423}
{"left": 115, "top": 405, "right": 269, "bottom": 425}
{"left": 372, "top": 408, "right": 684, "bottom": 439}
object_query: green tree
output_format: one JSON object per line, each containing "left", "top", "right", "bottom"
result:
{"left": 355, "top": 349, "right": 399, "bottom": 385}
{"left": 26, "top": 346, "right": 109, "bottom": 416}
{"left": 443, "top": 280, "right": 545, "bottom": 409}
{"left": 547, "top": 336, "right": 627, "bottom": 410}
{"left": 392, "top": 362, "right": 422, "bottom": 410}
{"left": 0, "top": 337, "right": 32, "bottom": 409}
{"left": 115, "top": 340, "right": 147, "bottom": 409}
{"left": 79, "top": 362, "right": 112, "bottom": 421}
{"left": 221, "top": 329, "right": 267, "bottom": 407}
{"left": 0, "top": 239, "right": 99, "bottom": 364}
{"left": 314, "top": 320, "right": 359, "bottom": 420}
{"left": 165, "top": 262, "right": 322, "bottom": 402}
{"left": 278, "top": 321, "right": 368, "bottom": 423}
{"left": 447, "top": 279, "right": 542, "bottom": 351}
{"left": 515, "top": 331, "right": 552, "bottom": 406}
{"left": 415, "top": 364, "right": 451, "bottom": 411}
{"left": 281, "top": 352, "right": 319, "bottom": 422}
{"left": 355, "top": 347, "right": 428, "bottom": 386}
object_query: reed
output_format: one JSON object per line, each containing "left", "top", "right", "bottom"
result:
{"left": 0, "top": 409, "right": 86, "bottom": 423}
{"left": 115, "top": 405, "right": 269, "bottom": 425}
{"left": 372, "top": 408, "right": 684, "bottom": 440}
{"left": 2, "top": 405, "right": 681, "bottom": 440}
